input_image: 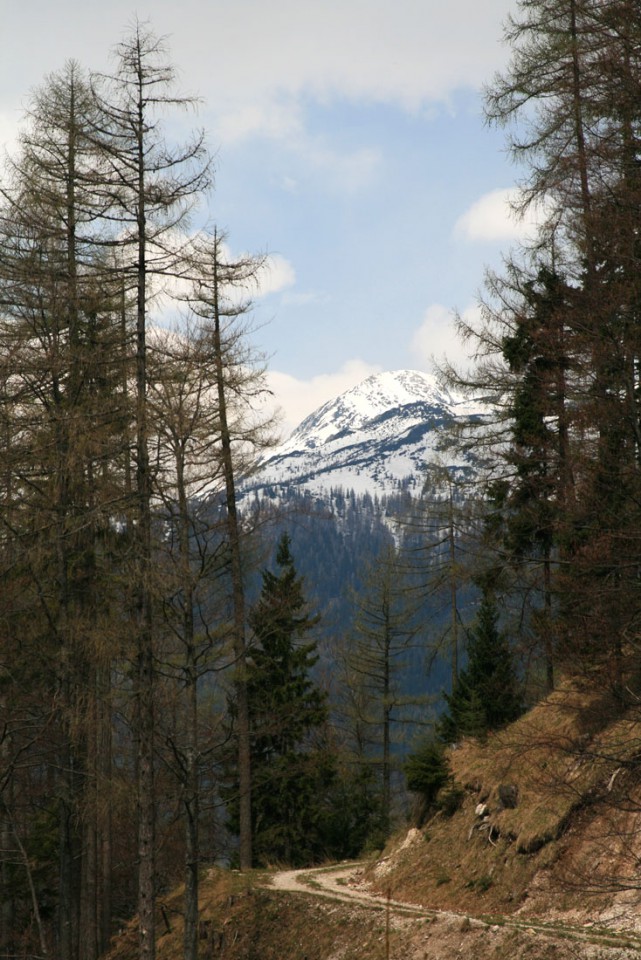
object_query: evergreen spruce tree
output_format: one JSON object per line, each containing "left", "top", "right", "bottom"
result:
{"left": 234, "top": 534, "right": 333, "bottom": 866}
{"left": 438, "top": 590, "right": 523, "bottom": 742}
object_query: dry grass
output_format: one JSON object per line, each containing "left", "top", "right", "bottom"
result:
{"left": 366, "top": 679, "right": 641, "bottom": 925}
{"left": 104, "top": 681, "right": 641, "bottom": 958}
{"left": 103, "top": 868, "right": 400, "bottom": 960}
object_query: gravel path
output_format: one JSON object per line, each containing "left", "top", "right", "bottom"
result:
{"left": 269, "top": 863, "right": 444, "bottom": 916}
{"left": 266, "top": 862, "right": 641, "bottom": 955}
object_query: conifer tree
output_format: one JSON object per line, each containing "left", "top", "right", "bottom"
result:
{"left": 0, "top": 61, "right": 127, "bottom": 960}
{"left": 438, "top": 590, "right": 523, "bottom": 743}
{"left": 500, "top": 264, "right": 577, "bottom": 691}
{"left": 146, "top": 324, "right": 227, "bottom": 960}
{"left": 438, "top": 0, "right": 641, "bottom": 703}
{"left": 91, "top": 25, "right": 211, "bottom": 958}
{"left": 230, "top": 534, "right": 332, "bottom": 866}
{"left": 183, "top": 229, "right": 274, "bottom": 872}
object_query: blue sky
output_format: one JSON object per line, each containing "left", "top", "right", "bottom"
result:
{"left": 1, "top": 0, "right": 532, "bottom": 433}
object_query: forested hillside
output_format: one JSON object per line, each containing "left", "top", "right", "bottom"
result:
{"left": 4, "top": 1, "right": 641, "bottom": 959}
{"left": 0, "top": 24, "right": 463, "bottom": 960}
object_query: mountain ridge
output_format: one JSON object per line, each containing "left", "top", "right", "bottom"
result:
{"left": 248, "top": 368, "right": 481, "bottom": 498}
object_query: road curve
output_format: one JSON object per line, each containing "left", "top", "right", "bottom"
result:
{"left": 268, "top": 862, "right": 447, "bottom": 917}
{"left": 266, "top": 862, "right": 641, "bottom": 953}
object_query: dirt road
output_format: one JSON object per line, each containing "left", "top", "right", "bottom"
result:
{"left": 266, "top": 862, "right": 641, "bottom": 956}
{"left": 268, "top": 862, "right": 429, "bottom": 916}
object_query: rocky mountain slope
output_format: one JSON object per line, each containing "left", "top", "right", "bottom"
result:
{"left": 246, "top": 369, "right": 484, "bottom": 499}
{"left": 365, "top": 680, "right": 641, "bottom": 940}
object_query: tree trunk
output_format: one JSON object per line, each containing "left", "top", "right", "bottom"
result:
{"left": 210, "top": 243, "right": 252, "bottom": 870}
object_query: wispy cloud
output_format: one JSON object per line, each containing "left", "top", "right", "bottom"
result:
{"left": 281, "top": 290, "right": 329, "bottom": 308}
{"left": 255, "top": 254, "right": 296, "bottom": 297}
{"left": 214, "top": 96, "right": 305, "bottom": 145}
{"left": 188, "top": 0, "right": 513, "bottom": 133}
{"left": 304, "top": 141, "right": 382, "bottom": 193}
{"left": 2, "top": 0, "right": 513, "bottom": 151}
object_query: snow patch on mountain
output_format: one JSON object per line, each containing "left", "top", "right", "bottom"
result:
{"left": 246, "top": 369, "right": 482, "bottom": 498}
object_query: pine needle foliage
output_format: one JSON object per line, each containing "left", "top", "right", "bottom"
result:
{"left": 438, "top": 591, "right": 523, "bottom": 743}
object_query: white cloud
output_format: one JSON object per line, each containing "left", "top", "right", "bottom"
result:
{"left": 223, "top": 114, "right": 383, "bottom": 193}
{"left": 194, "top": 0, "right": 514, "bottom": 152}
{"left": 301, "top": 141, "right": 382, "bottom": 193}
{"left": 255, "top": 254, "right": 296, "bottom": 297}
{"left": 281, "top": 290, "right": 328, "bottom": 308}
{"left": 410, "top": 302, "right": 480, "bottom": 370}
{"left": 2, "top": 1, "right": 514, "bottom": 148}
{"left": 281, "top": 175, "right": 300, "bottom": 194}
{"left": 215, "top": 97, "right": 305, "bottom": 145}
{"left": 454, "top": 187, "right": 550, "bottom": 244}
{"left": 266, "top": 359, "right": 382, "bottom": 436}
{"left": 184, "top": 0, "right": 514, "bottom": 131}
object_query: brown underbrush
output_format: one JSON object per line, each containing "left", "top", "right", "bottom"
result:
{"left": 105, "top": 680, "right": 641, "bottom": 959}
{"left": 367, "top": 679, "right": 641, "bottom": 928}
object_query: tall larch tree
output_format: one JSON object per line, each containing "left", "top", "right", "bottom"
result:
{"left": 91, "top": 24, "right": 211, "bottom": 959}
{"left": 344, "top": 544, "right": 423, "bottom": 834}
{"left": 0, "top": 60, "right": 126, "bottom": 960}
{"left": 183, "top": 230, "right": 274, "bottom": 871}
{"left": 147, "top": 323, "right": 228, "bottom": 960}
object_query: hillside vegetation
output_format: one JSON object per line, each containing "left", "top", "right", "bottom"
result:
{"left": 369, "top": 680, "right": 641, "bottom": 928}
{"left": 103, "top": 685, "right": 641, "bottom": 960}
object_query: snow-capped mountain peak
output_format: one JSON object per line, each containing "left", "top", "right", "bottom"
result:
{"left": 281, "top": 370, "right": 454, "bottom": 454}
{"left": 247, "top": 369, "right": 478, "bottom": 498}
